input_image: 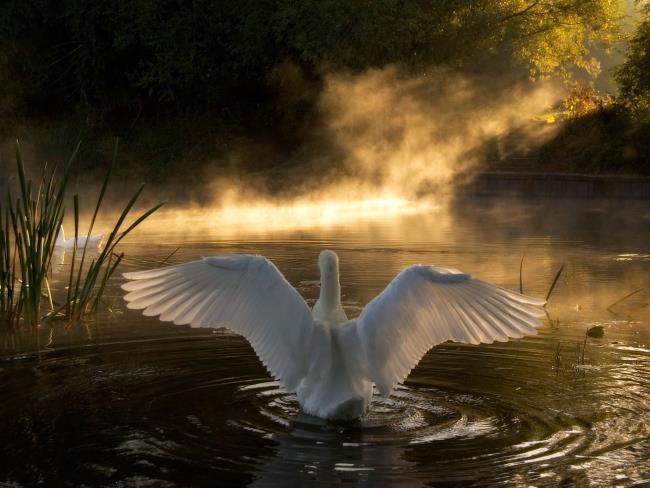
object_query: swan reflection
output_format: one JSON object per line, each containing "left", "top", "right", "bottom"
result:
{"left": 249, "top": 413, "right": 424, "bottom": 487}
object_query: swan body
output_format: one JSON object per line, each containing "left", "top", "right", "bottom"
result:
{"left": 55, "top": 225, "right": 103, "bottom": 249}
{"left": 122, "top": 250, "right": 546, "bottom": 420}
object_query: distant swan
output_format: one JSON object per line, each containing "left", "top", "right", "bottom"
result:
{"left": 122, "top": 250, "right": 545, "bottom": 420}
{"left": 55, "top": 225, "right": 103, "bottom": 249}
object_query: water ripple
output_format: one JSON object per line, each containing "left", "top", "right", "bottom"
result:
{"left": 1, "top": 330, "right": 649, "bottom": 486}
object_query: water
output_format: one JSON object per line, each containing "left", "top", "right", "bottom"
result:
{"left": 1, "top": 196, "right": 649, "bottom": 486}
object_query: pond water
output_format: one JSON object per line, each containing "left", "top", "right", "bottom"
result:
{"left": 1, "top": 196, "right": 649, "bottom": 487}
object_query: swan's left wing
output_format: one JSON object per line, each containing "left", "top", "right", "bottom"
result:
{"left": 356, "top": 265, "right": 546, "bottom": 395}
{"left": 122, "top": 255, "right": 314, "bottom": 392}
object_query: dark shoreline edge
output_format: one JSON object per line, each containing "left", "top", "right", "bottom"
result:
{"left": 459, "top": 172, "right": 650, "bottom": 199}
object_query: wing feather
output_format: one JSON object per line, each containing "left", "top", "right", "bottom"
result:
{"left": 357, "top": 265, "right": 545, "bottom": 395}
{"left": 122, "top": 255, "right": 314, "bottom": 391}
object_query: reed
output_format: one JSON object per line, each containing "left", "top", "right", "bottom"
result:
{"left": 606, "top": 287, "right": 644, "bottom": 312}
{"left": 5, "top": 143, "right": 75, "bottom": 338}
{"left": 49, "top": 141, "right": 164, "bottom": 326}
{"left": 545, "top": 264, "right": 565, "bottom": 303}
{"left": 576, "top": 336, "right": 588, "bottom": 367}
{"left": 0, "top": 141, "right": 162, "bottom": 347}
{"left": 553, "top": 342, "right": 562, "bottom": 373}
{"left": 0, "top": 206, "right": 20, "bottom": 344}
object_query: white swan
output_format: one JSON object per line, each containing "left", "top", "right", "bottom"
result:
{"left": 122, "top": 250, "right": 545, "bottom": 420}
{"left": 55, "top": 225, "right": 103, "bottom": 249}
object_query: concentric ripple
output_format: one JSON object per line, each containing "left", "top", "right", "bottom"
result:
{"left": 219, "top": 374, "right": 597, "bottom": 486}
{"left": 1, "top": 328, "right": 649, "bottom": 486}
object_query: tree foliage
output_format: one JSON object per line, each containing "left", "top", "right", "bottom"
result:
{"left": 617, "top": 2, "right": 650, "bottom": 118}
{"left": 0, "top": 0, "right": 623, "bottom": 118}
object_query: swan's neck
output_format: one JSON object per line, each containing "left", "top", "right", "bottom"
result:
{"left": 314, "top": 266, "right": 347, "bottom": 323}
{"left": 320, "top": 269, "right": 341, "bottom": 309}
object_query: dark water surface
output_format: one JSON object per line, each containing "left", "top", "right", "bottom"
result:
{"left": 1, "top": 196, "right": 649, "bottom": 487}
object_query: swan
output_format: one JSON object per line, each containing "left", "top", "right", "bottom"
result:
{"left": 55, "top": 225, "right": 103, "bottom": 249}
{"left": 121, "top": 250, "right": 546, "bottom": 420}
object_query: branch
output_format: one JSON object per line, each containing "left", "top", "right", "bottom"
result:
{"left": 500, "top": 0, "right": 543, "bottom": 23}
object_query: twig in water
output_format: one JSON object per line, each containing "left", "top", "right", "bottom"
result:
{"left": 606, "top": 288, "right": 644, "bottom": 312}
{"left": 544, "top": 309, "right": 560, "bottom": 328}
{"left": 574, "top": 333, "right": 589, "bottom": 370}
{"left": 553, "top": 342, "right": 562, "bottom": 373}
{"left": 545, "top": 264, "right": 565, "bottom": 304}
{"left": 160, "top": 247, "right": 181, "bottom": 265}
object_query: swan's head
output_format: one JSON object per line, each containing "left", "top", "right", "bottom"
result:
{"left": 318, "top": 250, "right": 339, "bottom": 279}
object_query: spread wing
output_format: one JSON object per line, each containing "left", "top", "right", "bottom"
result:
{"left": 122, "top": 255, "right": 314, "bottom": 392}
{"left": 356, "top": 265, "right": 546, "bottom": 395}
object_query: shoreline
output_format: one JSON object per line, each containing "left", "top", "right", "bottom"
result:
{"left": 459, "top": 171, "right": 650, "bottom": 199}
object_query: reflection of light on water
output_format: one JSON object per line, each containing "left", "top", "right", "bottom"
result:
{"left": 142, "top": 196, "right": 435, "bottom": 235}
{"left": 616, "top": 345, "right": 650, "bottom": 353}
{"left": 334, "top": 463, "right": 374, "bottom": 472}
{"left": 409, "top": 417, "right": 495, "bottom": 444}
{"left": 615, "top": 253, "right": 650, "bottom": 261}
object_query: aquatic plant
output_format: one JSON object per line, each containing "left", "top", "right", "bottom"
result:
{"left": 0, "top": 141, "right": 162, "bottom": 348}
{"left": 52, "top": 142, "right": 163, "bottom": 326}
{"left": 3, "top": 144, "right": 74, "bottom": 342}
{"left": 545, "top": 264, "right": 565, "bottom": 303}
{"left": 576, "top": 336, "right": 588, "bottom": 367}
{"left": 0, "top": 206, "right": 20, "bottom": 346}
{"left": 553, "top": 342, "right": 562, "bottom": 373}
{"left": 606, "top": 287, "right": 644, "bottom": 313}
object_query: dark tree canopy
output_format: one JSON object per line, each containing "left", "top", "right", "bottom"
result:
{"left": 0, "top": 0, "right": 621, "bottom": 118}
{"left": 617, "top": 3, "right": 650, "bottom": 118}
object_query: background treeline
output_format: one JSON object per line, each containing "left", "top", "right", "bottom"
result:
{"left": 539, "top": 2, "right": 650, "bottom": 174}
{"left": 0, "top": 0, "right": 647, "bottom": 179}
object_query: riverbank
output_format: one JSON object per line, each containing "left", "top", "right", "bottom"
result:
{"left": 459, "top": 171, "right": 650, "bottom": 199}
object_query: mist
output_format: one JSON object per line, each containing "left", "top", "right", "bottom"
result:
{"left": 317, "top": 67, "right": 559, "bottom": 197}
{"left": 146, "top": 67, "right": 562, "bottom": 232}
{"left": 0, "top": 66, "right": 564, "bottom": 235}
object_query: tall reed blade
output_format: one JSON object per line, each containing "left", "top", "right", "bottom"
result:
{"left": 545, "top": 264, "right": 565, "bottom": 303}
{"left": 2, "top": 140, "right": 161, "bottom": 350}
{"left": 57, "top": 138, "right": 163, "bottom": 326}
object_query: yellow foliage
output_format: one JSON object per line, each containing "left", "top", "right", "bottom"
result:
{"left": 500, "top": 0, "right": 624, "bottom": 79}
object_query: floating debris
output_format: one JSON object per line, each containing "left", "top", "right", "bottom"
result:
{"left": 586, "top": 325, "right": 605, "bottom": 338}
{"left": 574, "top": 364, "right": 600, "bottom": 371}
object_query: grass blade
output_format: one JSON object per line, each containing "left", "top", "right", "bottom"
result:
{"left": 606, "top": 288, "right": 644, "bottom": 311}
{"left": 545, "top": 264, "right": 565, "bottom": 303}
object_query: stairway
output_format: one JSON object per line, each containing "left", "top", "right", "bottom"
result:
{"left": 488, "top": 128, "right": 540, "bottom": 172}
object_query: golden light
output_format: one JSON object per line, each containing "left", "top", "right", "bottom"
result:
{"left": 140, "top": 195, "right": 435, "bottom": 236}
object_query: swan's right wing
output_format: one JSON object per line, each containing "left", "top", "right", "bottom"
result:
{"left": 122, "top": 255, "right": 314, "bottom": 392}
{"left": 356, "top": 265, "right": 546, "bottom": 396}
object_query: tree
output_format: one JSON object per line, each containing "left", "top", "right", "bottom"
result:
{"left": 0, "top": 0, "right": 624, "bottom": 116}
{"left": 617, "top": 3, "right": 650, "bottom": 118}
